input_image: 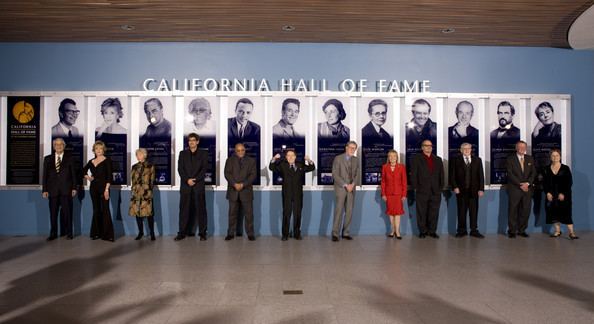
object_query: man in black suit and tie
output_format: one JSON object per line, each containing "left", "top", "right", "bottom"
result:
{"left": 361, "top": 99, "right": 393, "bottom": 147}
{"left": 42, "top": 138, "right": 78, "bottom": 241}
{"left": 225, "top": 143, "right": 258, "bottom": 241}
{"left": 228, "top": 98, "right": 261, "bottom": 142}
{"left": 410, "top": 140, "right": 444, "bottom": 238}
{"left": 450, "top": 143, "right": 485, "bottom": 238}
{"left": 269, "top": 150, "right": 315, "bottom": 240}
{"left": 176, "top": 133, "right": 209, "bottom": 241}
{"left": 506, "top": 140, "right": 536, "bottom": 238}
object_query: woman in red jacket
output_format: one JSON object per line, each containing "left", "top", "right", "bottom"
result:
{"left": 381, "top": 150, "right": 407, "bottom": 239}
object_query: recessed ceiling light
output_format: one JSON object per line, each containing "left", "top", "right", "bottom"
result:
{"left": 282, "top": 25, "right": 295, "bottom": 32}
{"left": 121, "top": 24, "right": 136, "bottom": 31}
{"left": 441, "top": 28, "right": 456, "bottom": 34}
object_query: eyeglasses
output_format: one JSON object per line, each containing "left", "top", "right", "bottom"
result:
{"left": 422, "top": 144, "right": 433, "bottom": 147}
{"left": 64, "top": 110, "right": 80, "bottom": 115}
{"left": 372, "top": 112, "right": 387, "bottom": 117}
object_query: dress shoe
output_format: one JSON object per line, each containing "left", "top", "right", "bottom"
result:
{"left": 294, "top": 234, "right": 303, "bottom": 240}
{"left": 224, "top": 235, "right": 235, "bottom": 241}
{"left": 174, "top": 234, "right": 186, "bottom": 241}
{"left": 281, "top": 236, "right": 288, "bottom": 241}
{"left": 331, "top": 236, "right": 339, "bottom": 242}
{"left": 341, "top": 235, "right": 353, "bottom": 240}
{"left": 91, "top": 236, "right": 100, "bottom": 240}
{"left": 418, "top": 233, "right": 427, "bottom": 239}
{"left": 455, "top": 232, "right": 467, "bottom": 238}
{"left": 508, "top": 233, "right": 516, "bottom": 238}
{"left": 66, "top": 235, "right": 74, "bottom": 240}
{"left": 470, "top": 231, "right": 484, "bottom": 239}
{"left": 46, "top": 235, "right": 57, "bottom": 241}
{"left": 199, "top": 235, "right": 207, "bottom": 241}
{"left": 150, "top": 233, "right": 156, "bottom": 241}
{"left": 518, "top": 232, "right": 529, "bottom": 238}
{"left": 104, "top": 238, "right": 115, "bottom": 242}
{"left": 248, "top": 235, "right": 256, "bottom": 241}
{"left": 188, "top": 232, "right": 196, "bottom": 237}
{"left": 135, "top": 233, "right": 144, "bottom": 240}
{"left": 429, "top": 233, "right": 439, "bottom": 239}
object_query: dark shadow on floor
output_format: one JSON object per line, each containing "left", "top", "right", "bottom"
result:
{"left": 0, "top": 240, "right": 45, "bottom": 265}
{"left": 500, "top": 269, "right": 594, "bottom": 312}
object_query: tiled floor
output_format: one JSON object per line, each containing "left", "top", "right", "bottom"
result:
{"left": 1, "top": 233, "right": 593, "bottom": 323}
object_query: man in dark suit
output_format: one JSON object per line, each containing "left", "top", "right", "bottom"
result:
{"left": 269, "top": 150, "right": 315, "bottom": 240}
{"left": 450, "top": 143, "right": 485, "bottom": 238}
{"left": 410, "top": 140, "right": 444, "bottom": 238}
{"left": 224, "top": 143, "right": 258, "bottom": 241}
{"left": 176, "top": 133, "right": 209, "bottom": 241}
{"left": 228, "top": 98, "right": 261, "bottom": 142}
{"left": 42, "top": 138, "right": 78, "bottom": 241}
{"left": 361, "top": 99, "right": 393, "bottom": 147}
{"left": 506, "top": 140, "right": 536, "bottom": 238}
{"left": 331, "top": 141, "right": 359, "bottom": 241}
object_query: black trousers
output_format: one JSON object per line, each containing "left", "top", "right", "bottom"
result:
{"left": 48, "top": 194, "right": 73, "bottom": 236}
{"left": 456, "top": 191, "right": 478, "bottom": 233}
{"left": 282, "top": 192, "right": 303, "bottom": 237}
{"left": 90, "top": 184, "right": 114, "bottom": 240}
{"left": 179, "top": 187, "right": 207, "bottom": 236}
{"left": 228, "top": 197, "right": 254, "bottom": 237}
{"left": 416, "top": 191, "right": 441, "bottom": 234}
{"left": 136, "top": 216, "right": 155, "bottom": 234}
{"left": 508, "top": 189, "right": 532, "bottom": 233}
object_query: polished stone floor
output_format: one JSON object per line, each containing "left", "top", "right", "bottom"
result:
{"left": 0, "top": 233, "right": 593, "bottom": 324}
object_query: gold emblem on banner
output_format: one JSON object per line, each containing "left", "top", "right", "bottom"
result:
{"left": 12, "top": 100, "right": 35, "bottom": 123}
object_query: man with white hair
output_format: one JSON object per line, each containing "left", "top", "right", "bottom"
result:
{"left": 42, "top": 138, "right": 79, "bottom": 241}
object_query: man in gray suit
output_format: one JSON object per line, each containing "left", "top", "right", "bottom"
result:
{"left": 331, "top": 141, "right": 359, "bottom": 241}
{"left": 506, "top": 140, "right": 536, "bottom": 238}
{"left": 224, "top": 143, "right": 258, "bottom": 241}
{"left": 411, "top": 139, "right": 444, "bottom": 238}
{"left": 51, "top": 98, "right": 80, "bottom": 138}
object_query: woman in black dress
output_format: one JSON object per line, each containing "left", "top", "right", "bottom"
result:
{"left": 543, "top": 149, "right": 577, "bottom": 239}
{"left": 83, "top": 141, "right": 115, "bottom": 241}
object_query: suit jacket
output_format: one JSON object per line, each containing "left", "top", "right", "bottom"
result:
{"left": 51, "top": 122, "right": 80, "bottom": 138}
{"left": 331, "top": 153, "right": 359, "bottom": 191}
{"left": 380, "top": 163, "right": 407, "bottom": 197}
{"left": 224, "top": 155, "right": 257, "bottom": 201}
{"left": 228, "top": 118, "right": 260, "bottom": 140}
{"left": 506, "top": 154, "right": 536, "bottom": 194}
{"left": 272, "top": 119, "right": 301, "bottom": 138}
{"left": 42, "top": 153, "right": 78, "bottom": 197}
{"left": 361, "top": 122, "right": 393, "bottom": 146}
{"left": 410, "top": 153, "right": 444, "bottom": 195}
{"left": 177, "top": 149, "right": 208, "bottom": 193}
{"left": 405, "top": 119, "right": 437, "bottom": 149}
{"left": 269, "top": 160, "right": 315, "bottom": 196}
{"left": 450, "top": 155, "right": 485, "bottom": 196}
{"left": 490, "top": 125, "right": 520, "bottom": 142}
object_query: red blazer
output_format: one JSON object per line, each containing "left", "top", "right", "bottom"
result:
{"left": 381, "top": 163, "right": 407, "bottom": 197}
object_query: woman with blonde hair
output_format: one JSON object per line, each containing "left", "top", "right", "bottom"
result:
{"left": 381, "top": 150, "right": 407, "bottom": 239}
{"left": 129, "top": 148, "right": 156, "bottom": 240}
{"left": 83, "top": 141, "right": 114, "bottom": 241}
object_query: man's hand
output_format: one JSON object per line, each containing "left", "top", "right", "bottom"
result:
{"left": 71, "top": 190, "right": 77, "bottom": 197}
{"left": 84, "top": 175, "right": 94, "bottom": 182}
{"left": 42, "top": 192, "right": 49, "bottom": 199}
{"left": 187, "top": 178, "right": 196, "bottom": 186}
{"left": 546, "top": 193, "right": 553, "bottom": 202}
{"left": 346, "top": 184, "right": 354, "bottom": 193}
{"left": 478, "top": 190, "right": 484, "bottom": 198}
{"left": 273, "top": 154, "right": 281, "bottom": 160}
{"left": 453, "top": 188, "right": 460, "bottom": 194}
{"left": 558, "top": 193, "right": 565, "bottom": 201}
{"left": 103, "top": 191, "right": 109, "bottom": 201}
{"left": 304, "top": 155, "right": 311, "bottom": 163}
{"left": 233, "top": 183, "right": 244, "bottom": 191}
{"left": 520, "top": 183, "right": 530, "bottom": 192}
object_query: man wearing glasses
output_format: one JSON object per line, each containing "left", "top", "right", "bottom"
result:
{"left": 52, "top": 98, "right": 80, "bottom": 138}
{"left": 410, "top": 140, "right": 444, "bottom": 239}
{"left": 361, "top": 99, "right": 393, "bottom": 147}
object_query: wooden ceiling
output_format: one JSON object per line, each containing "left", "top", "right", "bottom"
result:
{"left": 0, "top": 0, "right": 592, "bottom": 48}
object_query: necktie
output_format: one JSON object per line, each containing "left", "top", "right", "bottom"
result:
{"left": 291, "top": 164, "right": 296, "bottom": 172}
{"left": 56, "top": 156, "right": 62, "bottom": 173}
{"left": 520, "top": 157, "right": 525, "bottom": 172}
{"left": 68, "top": 129, "right": 72, "bottom": 138}
{"left": 465, "top": 157, "right": 470, "bottom": 166}
{"left": 239, "top": 124, "right": 244, "bottom": 138}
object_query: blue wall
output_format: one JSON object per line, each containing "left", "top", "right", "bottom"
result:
{"left": 1, "top": 43, "right": 593, "bottom": 237}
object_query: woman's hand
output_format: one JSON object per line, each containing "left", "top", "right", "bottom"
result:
{"left": 84, "top": 175, "right": 94, "bottom": 181}
{"left": 558, "top": 193, "right": 565, "bottom": 201}
{"left": 382, "top": 195, "right": 387, "bottom": 202}
{"left": 532, "top": 121, "right": 543, "bottom": 137}
{"left": 103, "top": 190, "right": 109, "bottom": 200}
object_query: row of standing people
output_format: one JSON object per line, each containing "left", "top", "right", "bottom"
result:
{"left": 41, "top": 135, "right": 575, "bottom": 242}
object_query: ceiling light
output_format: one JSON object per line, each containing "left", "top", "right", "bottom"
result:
{"left": 441, "top": 28, "right": 455, "bottom": 34}
{"left": 120, "top": 25, "right": 136, "bottom": 31}
{"left": 282, "top": 25, "right": 295, "bottom": 32}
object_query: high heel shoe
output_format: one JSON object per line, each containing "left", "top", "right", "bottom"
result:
{"left": 550, "top": 231, "right": 562, "bottom": 238}
{"left": 387, "top": 233, "right": 395, "bottom": 238}
{"left": 569, "top": 232, "right": 579, "bottom": 240}
{"left": 150, "top": 233, "right": 156, "bottom": 241}
{"left": 396, "top": 234, "right": 402, "bottom": 240}
{"left": 135, "top": 233, "right": 144, "bottom": 240}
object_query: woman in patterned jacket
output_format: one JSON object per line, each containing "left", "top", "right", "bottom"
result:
{"left": 129, "top": 148, "right": 156, "bottom": 240}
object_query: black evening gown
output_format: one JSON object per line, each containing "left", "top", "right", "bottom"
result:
{"left": 83, "top": 157, "right": 115, "bottom": 240}
{"left": 543, "top": 164, "right": 573, "bottom": 225}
